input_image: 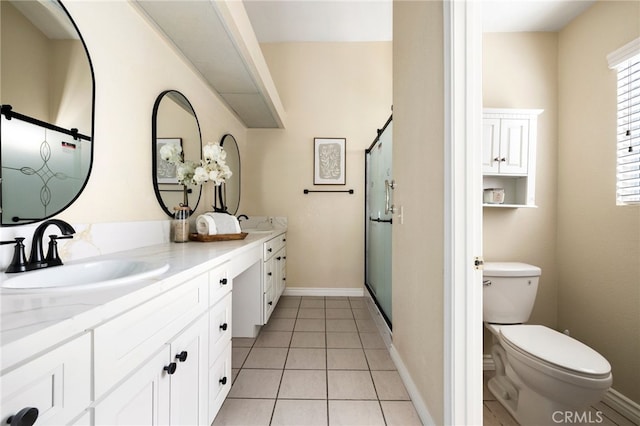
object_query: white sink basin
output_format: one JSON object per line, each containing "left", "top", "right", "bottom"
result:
{"left": 1, "top": 259, "right": 170, "bottom": 291}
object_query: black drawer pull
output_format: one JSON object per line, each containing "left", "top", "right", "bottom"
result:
{"left": 175, "top": 351, "right": 188, "bottom": 362}
{"left": 164, "top": 362, "right": 177, "bottom": 375}
{"left": 220, "top": 323, "right": 228, "bottom": 331}
{"left": 219, "top": 376, "right": 227, "bottom": 385}
{"left": 220, "top": 278, "right": 228, "bottom": 285}
{"left": 7, "top": 407, "right": 38, "bottom": 426}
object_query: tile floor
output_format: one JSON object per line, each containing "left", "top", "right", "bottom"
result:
{"left": 213, "top": 295, "right": 637, "bottom": 426}
{"left": 213, "top": 296, "right": 423, "bottom": 426}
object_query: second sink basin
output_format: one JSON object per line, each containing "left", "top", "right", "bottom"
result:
{"left": 1, "top": 259, "right": 170, "bottom": 291}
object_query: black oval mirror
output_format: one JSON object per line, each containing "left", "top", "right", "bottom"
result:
{"left": 216, "top": 134, "right": 240, "bottom": 215}
{"left": 151, "top": 90, "right": 202, "bottom": 216}
{"left": 1, "top": 0, "right": 94, "bottom": 226}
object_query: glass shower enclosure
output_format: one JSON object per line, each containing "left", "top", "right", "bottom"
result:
{"left": 365, "top": 116, "right": 393, "bottom": 327}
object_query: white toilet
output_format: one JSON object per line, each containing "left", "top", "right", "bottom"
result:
{"left": 483, "top": 262, "right": 612, "bottom": 425}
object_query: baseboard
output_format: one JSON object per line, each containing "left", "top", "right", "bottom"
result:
{"left": 389, "top": 344, "right": 436, "bottom": 425}
{"left": 484, "top": 354, "right": 639, "bottom": 424}
{"left": 282, "top": 287, "right": 365, "bottom": 297}
{"left": 603, "top": 388, "right": 640, "bottom": 425}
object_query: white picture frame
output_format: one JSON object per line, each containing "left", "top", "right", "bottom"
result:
{"left": 314, "top": 137, "right": 346, "bottom": 185}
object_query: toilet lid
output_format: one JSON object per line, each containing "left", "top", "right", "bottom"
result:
{"left": 500, "top": 325, "right": 611, "bottom": 376}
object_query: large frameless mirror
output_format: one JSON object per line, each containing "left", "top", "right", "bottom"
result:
{"left": 151, "top": 90, "right": 202, "bottom": 216}
{"left": 215, "top": 133, "right": 240, "bottom": 215}
{"left": 0, "top": 0, "right": 95, "bottom": 226}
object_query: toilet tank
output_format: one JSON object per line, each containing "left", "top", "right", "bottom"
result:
{"left": 483, "top": 262, "right": 541, "bottom": 324}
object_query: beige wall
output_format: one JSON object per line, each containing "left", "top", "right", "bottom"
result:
{"left": 392, "top": 1, "right": 444, "bottom": 423}
{"left": 43, "top": 0, "right": 248, "bottom": 224}
{"left": 558, "top": 0, "right": 640, "bottom": 403}
{"left": 482, "top": 33, "right": 560, "bottom": 345}
{"left": 245, "top": 42, "right": 392, "bottom": 289}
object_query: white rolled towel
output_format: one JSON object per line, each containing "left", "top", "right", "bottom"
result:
{"left": 196, "top": 215, "right": 218, "bottom": 235}
{"left": 205, "top": 213, "right": 241, "bottom": 234}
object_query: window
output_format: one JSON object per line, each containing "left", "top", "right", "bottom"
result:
{"left": 608, "top": 38, "right": 640, "bottom": 205}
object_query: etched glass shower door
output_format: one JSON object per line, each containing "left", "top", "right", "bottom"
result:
{"left": 365, "top": 120, "right": 393, "bottom": 325}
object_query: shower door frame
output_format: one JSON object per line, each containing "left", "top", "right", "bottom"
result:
{"left": 364, "top": 115, "right": 393, "bottom": 329}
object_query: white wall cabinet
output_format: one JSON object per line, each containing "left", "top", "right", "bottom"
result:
{"left": 482, "top": 108, "right": 543, "bottom": 207}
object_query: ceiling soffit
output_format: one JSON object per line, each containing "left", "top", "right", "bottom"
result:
{"left": 134, "top": 0, "right": 285, "bottom": 129}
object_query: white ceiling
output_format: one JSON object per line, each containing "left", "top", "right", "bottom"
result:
{"left": 243, "top": 0, "right": 597, "bottom": 42}
{"left": 133, "top": 0, "right": 596, "bottom": 129}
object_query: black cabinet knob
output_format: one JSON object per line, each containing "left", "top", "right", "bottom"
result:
{"left": 175, "top": 351, "right": 188, "bottom": 362}
{"left": 219, "top": 377, "right": 227, "bottom": 385}
{"left": 268, "top": 301, "right": 273, "bottom": 306}
{"left": 220, "top": 323, "right": 228, "bottom": 331}
{"left": 7, "top": 407, "right": 38, "bottom": 426}
{"left": 267, "top": 248, "right": 272, "bottom": 252}
{"left": 220, "top": 278, "right": 228, "bottom": 285}
{"left": 164, "top": 362, "right": 177, "bottom": 375}
{"left": 276, "top": 256, "right": 281, "bottom": 261}
{"left": 267, "top": 272, "right": 272, "bottom": 276}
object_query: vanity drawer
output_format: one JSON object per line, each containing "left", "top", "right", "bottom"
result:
{"left": 207, "top": 341, "right": 232, "bottom": 424}
{"left": 94, "top": 273, "right": 208, "bottom": 398}
{"left": 209, "top": 292, "right": 232, "bottom": 363}
{"left": 0, "top": 333, "right": 91, "bottom": 426}
{"left": 263, "top": 233, "right": 286, "bottom": 260}
{"left": 209, "top": 264, "right": 231, "bottom": 306}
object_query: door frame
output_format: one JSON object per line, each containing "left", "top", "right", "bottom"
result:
{"left": 443, "top": 1, "right": 484, "bottom": 425}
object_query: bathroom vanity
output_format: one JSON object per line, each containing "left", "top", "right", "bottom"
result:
{"left": 0, "top": 228, "right": 286, "bottom": 425}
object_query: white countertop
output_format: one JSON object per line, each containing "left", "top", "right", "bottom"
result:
{"left": 0, "top": 229, "right": 285, "bottom": 371}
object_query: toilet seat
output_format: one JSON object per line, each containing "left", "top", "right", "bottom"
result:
{"left": 499, "top": 325, "right": 611, "bottom": 378}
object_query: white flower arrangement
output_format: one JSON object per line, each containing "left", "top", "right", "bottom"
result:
{"left": 160, "top": 142, "right": 232, "bottom": 187}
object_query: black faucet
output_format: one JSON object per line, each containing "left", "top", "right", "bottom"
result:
{"left": 26, "top": 219, "right": 75, "bottom": 271}
{"left": 237, "top": 214, "right": 249, "bottom": 222}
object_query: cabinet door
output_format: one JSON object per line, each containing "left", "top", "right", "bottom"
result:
{"left": 1, "top": 334, "right": 91, "bottom": 426}
{"left": 209, "top": 293, "right": 232, "bottom": 362}
{"left": 482, "top": 118, "right": 501, "bottom": 174}
{"left": 499, "top": 119, "right": 529, "bottom": 174}
{"left": 169, "top": 315, "right": 208, "bottom": 426}
{"left": 94, "top": 347, "right": 171, "bottom": 426}
{"left": 208, "top": 341, "right": 232, "bottom": 424}
{"left": 263, "top": 257, "right": 275, "bottom": 323}
{"left": 275, "top": 247, "right": 286, "bottom": 303}
{"left": 209, "top": 264, "right": 231, "bottom": 307}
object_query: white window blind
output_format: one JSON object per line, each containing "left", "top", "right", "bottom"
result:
{"left": 608, "top": 38, "right": 640, "bottom": 205}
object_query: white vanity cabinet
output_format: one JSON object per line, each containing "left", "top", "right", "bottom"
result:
{"left": 93, "top": 262, "right": 232, "bottom": 425}
{"left": 94, "top": 314, "right": 209, "bottom": 426}
{"left": 0, "top": 333, "right": 91, "bottom": 426}
{"left": 482, "top": 108, "right": 543, "bottom": 207}
{"left": 263, "top": 233, "right": 287, "bottom": 323}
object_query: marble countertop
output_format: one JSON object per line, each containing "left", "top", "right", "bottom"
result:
{"left": 0, "top": 228, "right": 285, "bottom": 371}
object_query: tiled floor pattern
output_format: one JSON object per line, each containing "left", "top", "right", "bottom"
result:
{"left": 213, "top": 295, "right": 637, "bottom": 426}
{"left": 483, "top": 371, "right": 637, "bottom": 426}
{"left": 213, "top": 296, "right": 423, "bottom": 426}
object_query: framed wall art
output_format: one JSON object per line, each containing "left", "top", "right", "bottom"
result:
{"left": 156, "top": 137, "right": 182, "bottom": 184}
{"left": 314, "top": 137, "right": 346, "bottom": 185}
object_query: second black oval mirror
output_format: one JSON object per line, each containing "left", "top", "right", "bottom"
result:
{"left": 152, "top": 90, "right": 202, "bottom": 216}
{"left": 215, "top": 134, "right": 240, "bottom": 215}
